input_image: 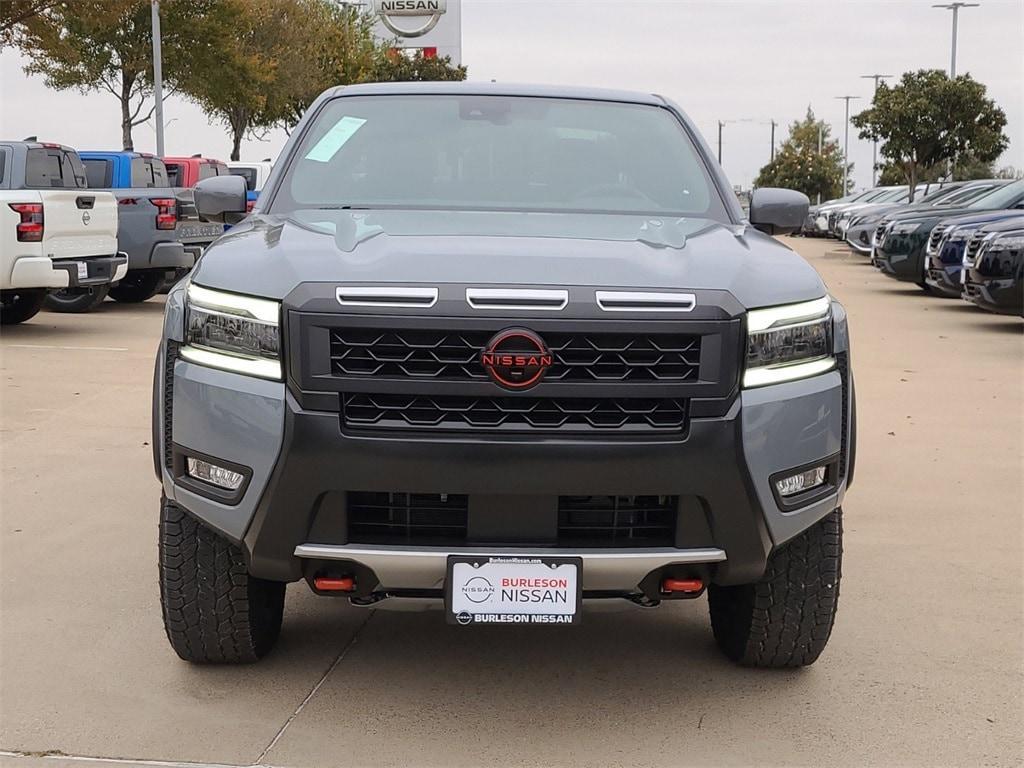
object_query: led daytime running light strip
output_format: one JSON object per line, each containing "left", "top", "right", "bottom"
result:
{"left": 187, "top": 283, "right": 279, "bottom": 323}
{"left": 747, "top": 296, "right": 831, "bottom": 332}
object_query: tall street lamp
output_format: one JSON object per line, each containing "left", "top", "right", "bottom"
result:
{"left": 835, "top": 96, "right": 860, "bottom": 194}
{"left": 151, "top": 0, "right": 165, "bottom": 157}
{"left": 860, "top": 74, "right": 892, "bottom": 186}
{"left": 933, "top": 2, "right": 979, "bottom": 78}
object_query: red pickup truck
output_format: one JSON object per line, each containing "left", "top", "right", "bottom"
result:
{"left": 163, "top": 156, "right": 229, "bottom": 188}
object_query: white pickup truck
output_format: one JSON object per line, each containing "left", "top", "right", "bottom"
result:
{"left": 0, "top": 141, "right": 125, "bottom": 324}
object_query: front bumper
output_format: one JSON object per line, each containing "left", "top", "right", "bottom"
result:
{"left": 6, "top": 253, "right": 127, "bottom": 290}
{"left": 156, "top": 345, "right": 853, "bottom": 598}
{"left": 845, "top": 224, "right": 875, "bottom": 254}
{"left": 963, "top": 272, "right": 1024, "bottom": 316}
{"left": 873, "top": 235, "right": 928, "bottom": 282}
{"left": 925, "top": 262, "right": 965, "bottom": 297}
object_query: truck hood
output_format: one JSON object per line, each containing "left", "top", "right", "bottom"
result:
{"left": 191, "top": 209, "right": 827, "bottom": 310}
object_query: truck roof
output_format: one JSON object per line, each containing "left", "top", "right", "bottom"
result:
{"left": 163, "top": 156, "right": 227, "bottom": 164}
{"left": 79, "top": 150, "right": 156, "bottom": 159}
{"left": 0, "top": 140, "right": 77, "bottom": 151}
{"left": 323, "top": 81, "right": 667, "bottom": 106}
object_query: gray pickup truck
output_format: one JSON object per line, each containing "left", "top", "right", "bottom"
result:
{"left": 154, "top": 83, "right": 855, "bottom": 668}
{"left": 44, "top": 151, "right": 223, "bottom": 312}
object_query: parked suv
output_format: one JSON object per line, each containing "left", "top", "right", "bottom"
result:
{"left": 0, "top": 141, "right": 124, "bottom": 324}
{"left": 154, "top": 83, "right": 854, "bottom": 667}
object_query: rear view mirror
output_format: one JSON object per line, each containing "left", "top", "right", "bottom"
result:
{"left": 194, "top": 175, "right": 248, "bottom": 225}
{"left": 749, "top": 188, "right": 810, "bottom": 236}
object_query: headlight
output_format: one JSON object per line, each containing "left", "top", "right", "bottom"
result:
{"left": 985, "top": 233, "right": 1024, "bottom": 252}
{"left": 744, "top": 296, "right": 835, "bottom": 388}
{"left": 890, "top": 221, "right": 922, "bottom": 235}
{"left": 181, "top": 283, "right": 282, "bottom": 379}
{"left": 946, "top": 227, "right": 972, "bottom": 243}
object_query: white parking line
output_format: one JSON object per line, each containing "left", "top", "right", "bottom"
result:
{"left": 5, "top": 344, "right": 129, "bottom": 352}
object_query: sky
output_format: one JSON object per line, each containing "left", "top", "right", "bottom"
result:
{"left": 1, "top": 0, "right": 1022, "bottom": 191}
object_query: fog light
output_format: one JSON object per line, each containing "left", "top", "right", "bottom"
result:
{"left": 775, "top": 466, "right": 826, "bottom": 497}
{"left": 186, "top": 457, "right": 244, "bottom": 490}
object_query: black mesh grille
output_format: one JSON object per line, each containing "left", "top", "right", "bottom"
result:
{"left": 342, "top": 393, "right": 688, "bottom": 433}
{"left": 163, "top": 341, "right": 179, "bottom": 471}
{"left": 558, "top": 495, "right": 677, "bottom": 547}
{"left": 328, "top": 328, "right": 701, "bottom": 383}
{"left": 348, "top": 492, "right": 468, "bottom": 546}
{"left": 345, "top": 493, "right": 677, "bottom": 548}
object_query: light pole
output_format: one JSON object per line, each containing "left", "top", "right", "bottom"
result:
{"left": 769, "top": 119, "right": 777, "bottom": 163}
{"left": 151, "top": 0, "right": 165, "bottom": 157}
{"left": 835, "top": 96, "right": 860, "bottom": 194}
{"left": 934, "top": 3, "right": 979, "bottom": 181}
{"left": 933, "top": 2, "right": 979, "bottom": 78}
{"left": 860, "top": 74, "right": 892, "bottom": 186}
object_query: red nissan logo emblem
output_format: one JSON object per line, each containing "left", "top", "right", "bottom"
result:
{"left": 480, "top": 328, "right": 553, "bottom": 390}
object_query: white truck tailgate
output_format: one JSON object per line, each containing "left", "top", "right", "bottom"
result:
{"left": 41, "top": 190, "right": 118, "bottom": 259}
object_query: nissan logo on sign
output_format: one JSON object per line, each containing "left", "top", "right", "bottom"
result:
{"left": 372, "top": 0, "right": 446, "bottom": 38}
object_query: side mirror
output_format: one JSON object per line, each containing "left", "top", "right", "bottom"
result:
{"left": 193, "top": 174, "right": 248, "bottom": 225}
{"left": 749, "top": 188, "right": 810, "bottom": 235}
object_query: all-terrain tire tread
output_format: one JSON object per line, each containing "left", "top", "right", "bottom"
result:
{"left": 708, "top": 508, "right": 842, "bottom": 668}
{"left": 159, "top": 497, "right": 284, "bottom": 663}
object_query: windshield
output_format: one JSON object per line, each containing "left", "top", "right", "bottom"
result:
{"left": 969, "top": 179, "right": 1024, "bottom": 210}
{"left": 273, "top": 95, "right": 728, "bottom": 219}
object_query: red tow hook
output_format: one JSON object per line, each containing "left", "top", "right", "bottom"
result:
{"left": 660, "top": 578, "right": 704, "bottom": 595}
{"left": 314, "top": 575, "right": 356, "bottom": 592}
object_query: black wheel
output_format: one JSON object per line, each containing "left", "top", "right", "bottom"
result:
{"left": 708, "top": 508, "right": 842, "bottom": 668}
{"left": 159, "top": 496, "right": 285, "bottom": 663}
{"left": 109, "top": 270, "right": 164, "bottom": 303}
{"left": 43, "top": 284, "right": 109, "bottom": 313}
{"left": 1, "top": 289, "right": 47, "bottom": 325}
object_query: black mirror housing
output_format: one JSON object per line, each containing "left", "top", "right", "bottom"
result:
{"left": 749, "top": 188, "right": 810, "bottom": 236}
{"left": 193, "top": 175, "right": 248, "bottom": 225}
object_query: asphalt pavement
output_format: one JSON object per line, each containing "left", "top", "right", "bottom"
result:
{"left": 1, "top": 236, "right": 1021, "bottom": 768}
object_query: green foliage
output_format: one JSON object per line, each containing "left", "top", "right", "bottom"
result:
{"left": 0, "top": 1, "right": 58, "bottom": 43}
{"left": 852, "top": 69, "right": 1008, "bottom": 201}
{"left": 754, "top": 108, "right": 850, "bottom": 201}
{"left": 877, "top": 154, "right": 994, "bottom": 186}
{"left": 372, "top": 49, "right": 467, "bottom": 83}
{"left": 11, "top": 0, "right": 227, "bottom": 150}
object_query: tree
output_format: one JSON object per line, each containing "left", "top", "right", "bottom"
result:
{"left": 852, "top": 69, "right": 1008, "bottom": 202}
{"left": 0, "top": 1, "right": 58, "bottom": 43}
{"left": 186, "top": 0, "right": 342, "bottom": 160}
{"left": 276, "top": 2, "right": 380, "bottom": 131}
{"left": 372, "top": 48, "right": 467, "bottom": 83}
{"left": 11, "top": 0, "right": 225, "bottom": 150}
{"left": 754, "top": 108, "right": 849, "bottom": 201}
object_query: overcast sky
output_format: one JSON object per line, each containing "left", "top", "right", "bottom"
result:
{"left": 1, "top": 0, "right": 1021, "bottom": 190}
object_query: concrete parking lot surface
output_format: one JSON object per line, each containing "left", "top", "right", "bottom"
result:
{"left": 1, "top": 237, "right": 1021, "bottom": 767}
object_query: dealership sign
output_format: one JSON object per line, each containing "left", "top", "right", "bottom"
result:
{"left": 372, "top": 0, "right": 447, "bottom": 38}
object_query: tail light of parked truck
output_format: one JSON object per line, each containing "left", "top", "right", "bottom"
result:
{"left": 151, "top": 198, "right": 177, "bottom": 230}
{"left": 8, "top": 203, "right": 44, "bottom": 242}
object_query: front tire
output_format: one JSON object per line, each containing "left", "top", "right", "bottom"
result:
{"left": 708, "top": 508, "right": 842, "bottom": 668}
{"left": 159, "top": 497, "right": 285, "bottom": 663}
{"left": 1, "top": 289, "right": 47, "bottom": 325}
{"left": 43, "top": 285, "right": 109, "bottom": 313}
{"left": 109, "top": 270, "right": 164, "bottom": 303}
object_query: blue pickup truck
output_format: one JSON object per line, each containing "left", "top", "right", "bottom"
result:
{"left": 44, "top": 151, "right": 223, "bottom": 311}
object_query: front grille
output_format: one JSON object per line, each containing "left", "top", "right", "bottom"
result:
{"left": 873, "top": 221, "right": 890, "bottom": 247}
{"left": 927, "top": 225, "right": 948, "bottom": 254}
{"left": 348, "top": 492, "right": 468, "bottom": 546}
{"left": 328, "top": 328, "right": 701, "bottom": 383}
{"left": 964, "top": 231, "right": 986, "bottom": 266}
{"left": 345, "top": 492, "right": 677, "bottom": 547}
{"left": 163, "top": 341, "right": 179, "bottom": 470}
{"left": 342, "top": 393, "right": 688, "bottom": 433}
{"left": 558, "top": 495, "right": 677, "bottom": 547}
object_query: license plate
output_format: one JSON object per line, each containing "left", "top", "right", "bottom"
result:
{"left": 446, "top": 555, "right": 582, "bottom": 626}
{"left": 76, "top": 262, "right": 88, "bottom": 280}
